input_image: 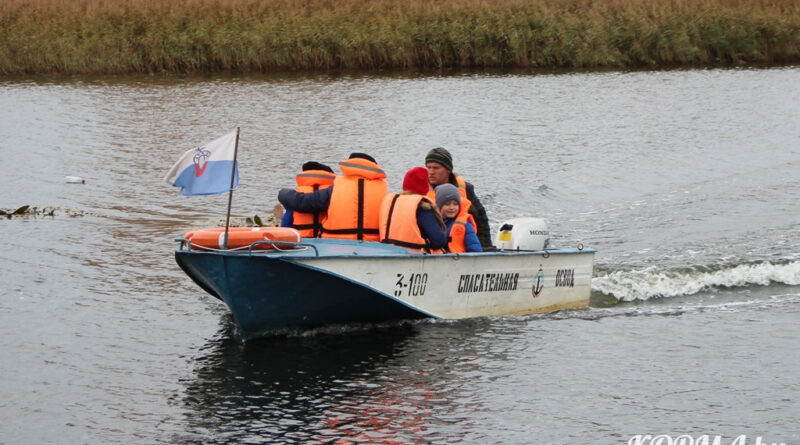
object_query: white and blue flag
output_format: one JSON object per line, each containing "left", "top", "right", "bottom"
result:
{"left": 165, "top": 128, "right": 239, "bottom": 196}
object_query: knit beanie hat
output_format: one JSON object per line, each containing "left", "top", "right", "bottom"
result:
{"left": 435, "top": 183, "right": 461, "bottom": 209}
{"left": 425, "top": 147, "right": 453, "bottom": 171}
{"left": 302, "top": 161, "right": 334, "bottom": 173}
{"left": 348, "top": 152, "right": 377, "bottom": 164}
{"left": 403, "top": 166, "right": 430, "bottom": 195}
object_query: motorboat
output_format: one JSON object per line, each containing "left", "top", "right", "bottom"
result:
{"left": 174, "top": 217, "right": 595, "bottom": 340}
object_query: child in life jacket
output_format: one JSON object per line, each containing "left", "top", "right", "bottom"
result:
{"left": 435, "top": 183, "right": 482, "bottom": 253}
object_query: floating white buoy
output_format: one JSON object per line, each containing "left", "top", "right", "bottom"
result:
{"left": 65, "top": 176, "right": 85, "bottom": 184}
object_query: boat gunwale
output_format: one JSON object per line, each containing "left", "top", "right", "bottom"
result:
{"left": 174, "top": 245, "right": 597, "bottom": 260}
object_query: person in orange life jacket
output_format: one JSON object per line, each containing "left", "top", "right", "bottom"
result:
{"left": 379, "top": 167, "right": 447, "bottom": 253}
{"left": 280, "top": 161, "right": 336, "bottom": 237}
{"left": 435, "top": 183, "right": 482, "bottom": 253}
{"left": 424, "top": 147, "right": 493, "bottom": 250}
{"left": 278, "top": 153, "right": 388, "bottom": 242}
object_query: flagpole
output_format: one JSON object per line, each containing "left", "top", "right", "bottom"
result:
{"left": 222, "top": 127, "right": 240, "bottom": 250}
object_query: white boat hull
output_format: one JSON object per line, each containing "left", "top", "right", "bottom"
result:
{"left": 293, "top": 249, "right": 594, "bottom": 319}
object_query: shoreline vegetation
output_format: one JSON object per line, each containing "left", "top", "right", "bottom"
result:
{"left": 1, "top": 0, "right": 798, "bottom": 75}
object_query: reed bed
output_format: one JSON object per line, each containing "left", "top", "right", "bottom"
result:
{"left": 1, "top": 0, "right": 798, "bottom": 74}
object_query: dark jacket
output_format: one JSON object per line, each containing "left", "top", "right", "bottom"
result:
{"left": 278, "top": 187, "right": 333, "bottom": 214}
{"left": 416, "top": 207, "right": 447, "bottom": 249}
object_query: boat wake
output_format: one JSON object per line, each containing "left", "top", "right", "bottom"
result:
{"left": 592, "top": 259, "right": 800, "bottom": 302}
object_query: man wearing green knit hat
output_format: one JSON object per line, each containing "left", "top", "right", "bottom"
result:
{"left": 424, "top": 147, "right": 493, "bottom": 250}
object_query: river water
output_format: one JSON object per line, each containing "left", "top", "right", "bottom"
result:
{"left": 1, "top": 67, "right": 799, "bottom": 444}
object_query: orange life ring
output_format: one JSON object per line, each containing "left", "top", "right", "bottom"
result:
{"left": 182, "top": 227, "right": 302, "bottom": 250}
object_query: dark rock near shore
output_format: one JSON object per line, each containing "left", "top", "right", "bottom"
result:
{"left": 1, "top": 205, "right": 85, "bottom": 218}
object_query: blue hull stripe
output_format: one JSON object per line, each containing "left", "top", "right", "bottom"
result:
{"left": 289, "top": 260, "right": 439, "bottom": 319}
{"left": 175, "top": 251, "right": 430, "bottom": 339}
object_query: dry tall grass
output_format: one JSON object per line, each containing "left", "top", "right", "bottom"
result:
{"left": 1, "top": 0, "right": 798, "bottom": 74}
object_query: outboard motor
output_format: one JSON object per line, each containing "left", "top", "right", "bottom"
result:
{"left": 495, "top": 217, "right": 549, "bottom": 251}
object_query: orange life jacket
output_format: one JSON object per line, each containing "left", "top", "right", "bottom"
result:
{"left": 291, "top": 169, "right": 336, "bottom": 237}
{"left": 321, "top": 158, "right": 388, "bottom": 241}
{"left": 379, "top": 193, "right": 445, "bottom": 254}
{"left": 427, "top": 174, "right": 477, "bottom": 231}
{"left": 446, "top": 213, "right": 477, "bottom": 253}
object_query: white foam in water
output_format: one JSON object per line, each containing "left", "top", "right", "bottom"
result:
{"left": 592, "top": 260, "right": 800, "bottom": 301}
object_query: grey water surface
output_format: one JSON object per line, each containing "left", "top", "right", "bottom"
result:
{"left": 1, "top": 67, "right": 799, "bottom": 444}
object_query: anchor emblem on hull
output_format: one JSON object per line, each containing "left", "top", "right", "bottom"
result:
{"left": 532, "top": 266, "right": 544, "bottom": 298}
